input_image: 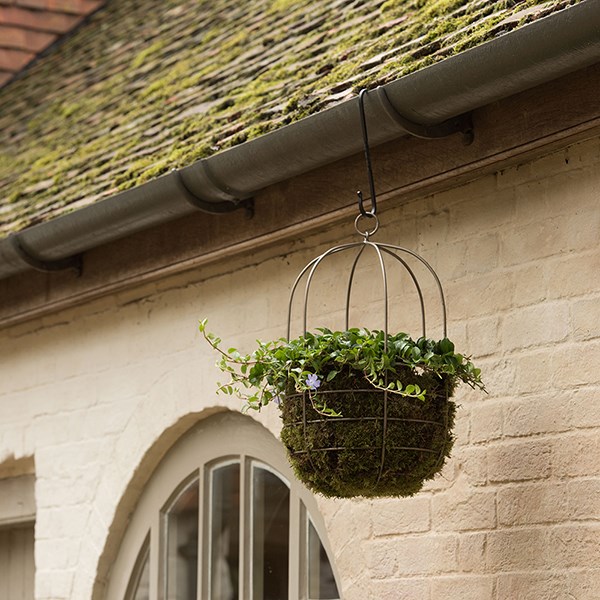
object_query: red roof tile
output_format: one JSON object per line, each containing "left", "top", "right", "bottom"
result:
{"left": 0, "top": 0, "right": 104, "bottom": 82}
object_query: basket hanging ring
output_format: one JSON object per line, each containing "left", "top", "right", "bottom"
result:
{"left": 354, "top": 212, "right": 379, "bottom": 239}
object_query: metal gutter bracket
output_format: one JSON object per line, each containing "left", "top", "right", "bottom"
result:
{"left": 174, "top": 168, "right": 254, "bottom": 218}
{"left": 8, "top": 234, "right": 83, "bottom": 276}
{"left": 375, "top": 87, "right": 474, "bottom": 144}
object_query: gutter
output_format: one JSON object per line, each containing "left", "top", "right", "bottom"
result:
{"left": 1, "top": 0, "right": 599, "bottom": 280}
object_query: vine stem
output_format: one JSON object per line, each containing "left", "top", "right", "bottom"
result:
{"left": 201, "top": 327, "right": 258, "bottom": 366}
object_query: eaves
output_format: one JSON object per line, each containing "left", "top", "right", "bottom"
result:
{"left": 0, "top": 0, "right": 599, "bottom": 281}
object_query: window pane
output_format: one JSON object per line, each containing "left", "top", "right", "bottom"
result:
{"left": 165, "top": 478, "right": 199, "bottom": 600}
{"left": 308, "top": 520, "right": 339, "bottom": 600}
{"left": 125, "top": 540, "right": 150, "bottom": 600}
{"left": 131, "top": 555, "right": 150, "bottom": 600}
{"left": 209, "top": 462, "right": 240, "bottom": 600}
{"left": 252, "top": 466, "right": 289, "bottom": 600}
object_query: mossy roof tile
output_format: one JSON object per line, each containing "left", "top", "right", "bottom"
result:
{"left": 0, "top": 0, "right": 581, "bottom": 236}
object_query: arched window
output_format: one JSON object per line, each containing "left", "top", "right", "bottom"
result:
{"left": 106, "top": 412, "right": 340, "bottom": 600}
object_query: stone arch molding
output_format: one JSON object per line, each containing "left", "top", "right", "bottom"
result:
{"left": 90, "top": 406, "right": 227, "bottom": 600}
{"left": 92, "top": 408, "right": 340, "bottom": 599}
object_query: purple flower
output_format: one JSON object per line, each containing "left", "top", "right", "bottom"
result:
{"left": 306, "top": 373, "right": 321, "bottom": 391}
{"left": 273, "top": 394, "right": 281, "bottom": 405}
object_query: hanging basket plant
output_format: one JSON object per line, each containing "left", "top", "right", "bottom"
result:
{"left": 201, "top": 89, "right": 485, "bottom": 498}
{"left": 201, "top": 323, "right": 483, "bottom": 498}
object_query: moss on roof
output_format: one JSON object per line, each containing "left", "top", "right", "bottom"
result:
{"left": 0, "top": 0, "right": 581, "bottom": 236}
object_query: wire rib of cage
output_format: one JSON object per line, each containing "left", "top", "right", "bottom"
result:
{"left": 283, "top": 213, "right": 454, "bottom": 490}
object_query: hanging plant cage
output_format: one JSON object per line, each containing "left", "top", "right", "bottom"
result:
{"left": 201, "top": 89, "right": 484, "bottom": 498}
{"left": 279, "top": 209, "right": 457, "bottom": 498}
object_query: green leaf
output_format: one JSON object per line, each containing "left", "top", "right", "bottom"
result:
{"left": 438, "top": 337, "right": 455, "bottom": 354}
{"left": 201, "top": 324, "right": 485, "bottom": 410}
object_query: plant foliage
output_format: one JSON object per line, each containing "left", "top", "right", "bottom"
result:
{"left": 200, "top": 320, "right": 485, "bottom": 497}
{"left": 200, "top": 319, "right": 484, "bottom": 414}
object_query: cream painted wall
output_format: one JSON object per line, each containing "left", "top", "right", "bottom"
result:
{"left": 0, "top": 136, "right": 599, "bottom": 599}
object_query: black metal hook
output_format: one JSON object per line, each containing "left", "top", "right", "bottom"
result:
{"left": 357, "top": 88, "right": 377, "bottom": 217}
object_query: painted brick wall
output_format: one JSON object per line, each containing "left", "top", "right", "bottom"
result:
{"left": 0, "top": 135, "right": 598, "bottom": 599}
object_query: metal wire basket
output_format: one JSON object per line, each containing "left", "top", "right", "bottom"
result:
{"left": 280, "top": 211, "right": 455, "bottom": 498}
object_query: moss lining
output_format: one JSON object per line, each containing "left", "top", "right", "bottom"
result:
{"left": 280, "top": 366, "right": 456, "bottom": 498}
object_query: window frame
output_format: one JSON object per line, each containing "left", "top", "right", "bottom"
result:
{"left": 106, "top": 411, "right": 340, "bottom": 600}
{"left": 0, "top": 475, "right": 35, "bottom": 527}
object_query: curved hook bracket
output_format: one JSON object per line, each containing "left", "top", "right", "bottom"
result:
{"left": 357, "top": 89, "right": 378, "bottom": 218}
{"left": 355, "top": 86, "right": 473, "bottom": 222}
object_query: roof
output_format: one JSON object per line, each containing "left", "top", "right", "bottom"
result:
{"left": 0, "top": 0, "right": 105, "bottom": 87}
{"left": 0, "top": 0, "right": 584, "bottom": 238}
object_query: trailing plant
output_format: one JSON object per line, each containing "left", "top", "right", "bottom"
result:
{"left": 200, "top": 319, "right": 484, "bottom": 413}
{"left": 200, "top": 319, "right": 485, "bottom": 498}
